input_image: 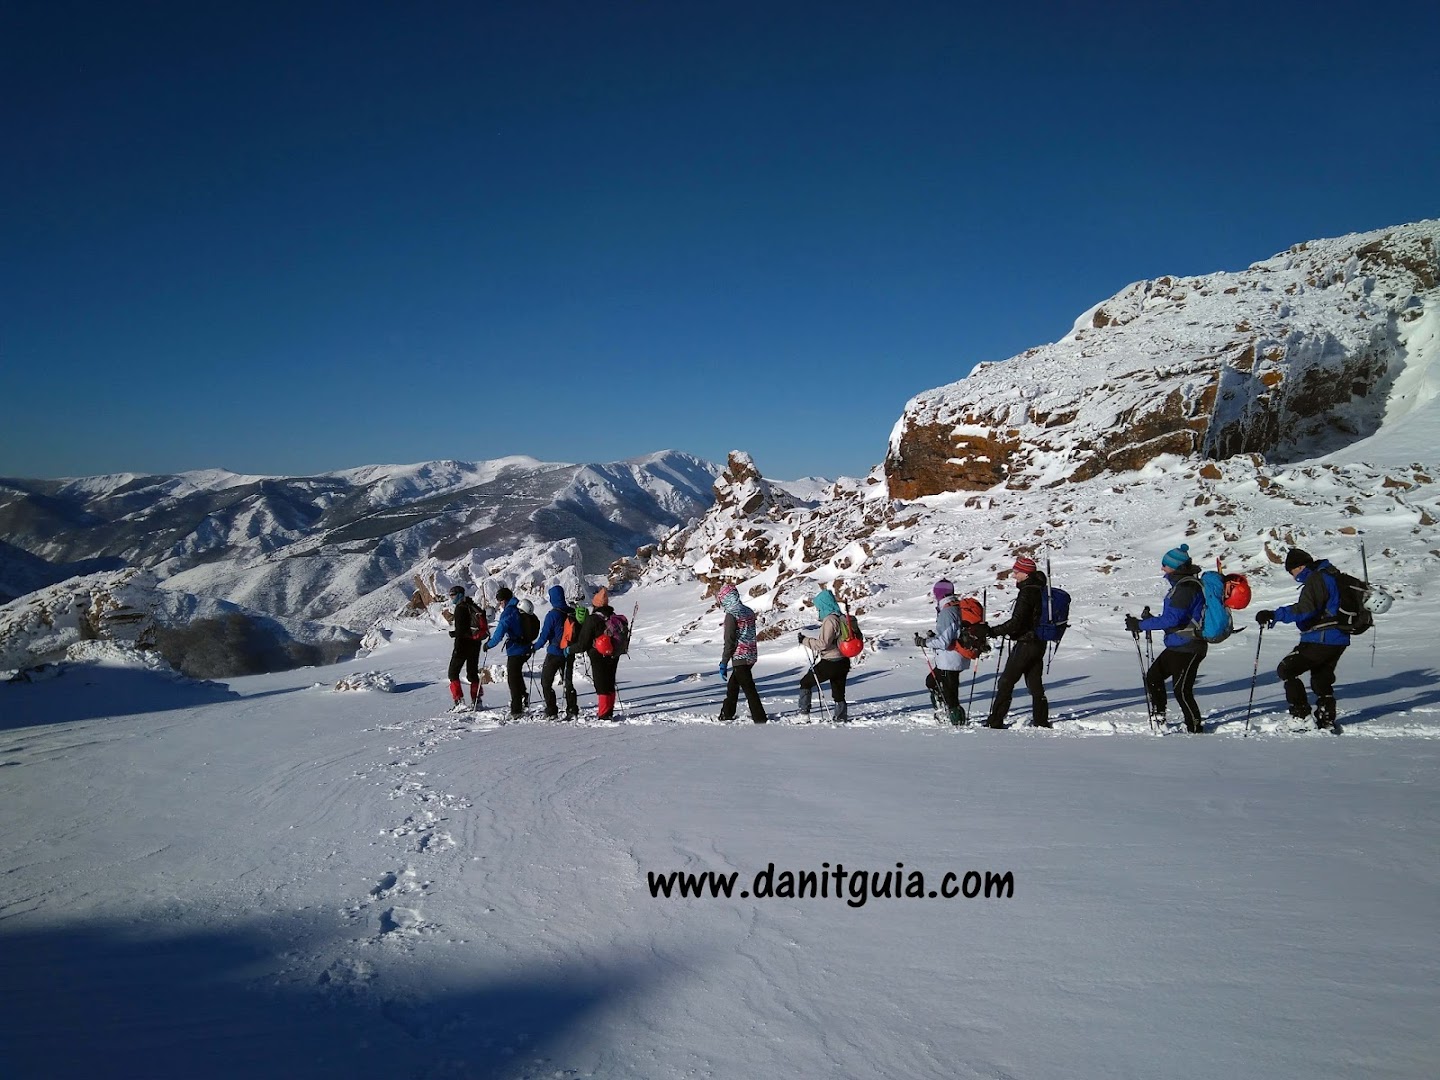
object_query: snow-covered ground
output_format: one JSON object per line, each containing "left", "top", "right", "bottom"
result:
{"left": 4, "top": 588, "right": 1438, "bottom": 1078}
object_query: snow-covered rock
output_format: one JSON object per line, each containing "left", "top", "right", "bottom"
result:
{"left": 886, "top": 220, "right": 1440, "bottom": 497}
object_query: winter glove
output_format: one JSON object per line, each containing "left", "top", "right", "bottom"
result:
{"left": 1124, "top": 614, "right": 1141, "bottom": 636}
{"left": 797, "top": 631, "right": 806, "bottom": 645}
{"left": 1256, "top": 610, "right": 1275, "bottom": 628}
{"left": 1141, "top": 606, "right": 1153, "bottom": 619}
{"left": 914, "top": 632, "right": 928, "bottom": 648}
{"left": 448, "top": 631, "right": 456, "bottom": 638}
{"left": 718, "top": 662, "right": 728, "bottom": 680}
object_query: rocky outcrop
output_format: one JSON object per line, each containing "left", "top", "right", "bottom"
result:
{"left": 886, "top": 221, "right": 1440, "bottom": 498}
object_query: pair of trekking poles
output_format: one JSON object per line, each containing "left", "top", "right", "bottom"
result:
{"left": 1131, "top": 608, "right": 1269, "bottom": 735}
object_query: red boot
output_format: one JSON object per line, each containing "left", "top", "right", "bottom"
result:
{"left": 469, "top": 681, "right": 482, "bottom": 706}
{"left": 449, "top": 680, "right": 463, "bottom": 706}
{"left": 596, "top": 693, "right": 614, "bottom": 721}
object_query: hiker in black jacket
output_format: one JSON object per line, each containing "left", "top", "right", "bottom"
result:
{"left": 572, "top": 586, "right": 621, "bottom": 721}
{"left": 976, "top": 556, "right": 1050, "bottom": 728}
{"left": 446, "top": 586, "right": 484, "bottom": 709}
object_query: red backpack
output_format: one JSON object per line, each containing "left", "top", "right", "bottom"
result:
{"left": 948, "top": 596, "right": 986, "bottom": 659}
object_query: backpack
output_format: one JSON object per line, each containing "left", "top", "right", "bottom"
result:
{"left": 595, "top": 612, "right": 631, "bottom": 657}
{"left": 1181, "top": 571, "right": 1235, "bottom": 644}
{"left": 948, "top": 597, "right": 988, "bottom": 660}
{"left": 464, "top": 599, "right": 489, "bottom": 642}
{"left": 1036, "top": 587, "right": 1071, "bottom": 643}
{"left": 1313, "top": 567, "right": 1391, "bottom": 635}
{"left": 837, "top": 612, "right": 864, "bottom": 658}
{"left": 558, "top": 606, "right": 579, "bottom": 650}
{"left": 519, "top": 610, "right": 541, "bottom": 644}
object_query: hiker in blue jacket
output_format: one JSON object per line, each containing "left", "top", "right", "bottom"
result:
{"left": 1127, "top": 544, "right": 1209, "bottom": 733}
{"left": 533, "top": 584, "right": 579, "bottom": 720}
{"left": 485, "top": 586, "right": 531, "bottom": 718}
{"left": 1255, "top": 548, "right": 1348, "bottom": 730}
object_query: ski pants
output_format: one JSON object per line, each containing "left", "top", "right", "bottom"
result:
{"left": 589, "top": 654, "right": 619, "bottom": 696}
{"left": 721, "top": 662, "right": 767, "bottom": 723}
{"left": 540, "top": 652, "right": 578, "bottom": 716}
{"left": 987, "top": 639, "right": 1048, "bottom": 726}
{"left": 800, "top": 658, "right": 850, "bottom": 702}
{"left": 1277, "top": 643, "right": 1345, "bottom": 717}
{"left": 505, "top": 654, "right": 528, "bottom": 714}
{"left": 926, "top": 669, "right": 962, "bottom": 712}
{"left": 448, "top": 639, "right": 481, "bottom": 684}
{"left": 1146, "top": 644, "right": 1208, "bottom": 729}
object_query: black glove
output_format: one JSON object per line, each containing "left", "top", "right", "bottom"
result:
{"left": 1141, "top": 606, "right": 1153, "bottom": 619}
{"left": 797, "top": 630, "right": 806, "bottom": 644}
{"left": 448, "top": 631, "right": 455, "bottom": 638}
{"left": 914, "top": 632, "right": 928, "bottom": 648}
{"left": 1256, "top": 610, "right": 1275, "bottom": 628}
{"left": 1124, "top": 614, "right": 1141, "bottom": 636}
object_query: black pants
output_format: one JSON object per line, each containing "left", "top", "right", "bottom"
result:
{"left": 800, "top": 658, "right": 849, "bottom": 701}
{"left": 540, "top": 652, "right": 578, "bottom": 716}
{"left": 1277, "top": 643, "right": 1346, "bottom": 717}
{"left": 926, "top": 668, "right": 962, "bottom": 711}
{"left": 505, "top": 654, "right": 527, "bottom": 714}
{"left": 987, "top": 639, "right": 1048, "bottom": 726}
{"left": 1146, "top": 644, "right": 1208, "bottom": 730}
{"left": 721, "top": 663, "right": 767, "bottom": 723}
{"left": 589, "top": 654, "right": 619, "bottom": 696}
{"left": 448, "top": 640, "right": 480, "bottom": 683}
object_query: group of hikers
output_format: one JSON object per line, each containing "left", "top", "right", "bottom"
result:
{"left": 442, "top": 543, "right": 1363, "bottom": 732}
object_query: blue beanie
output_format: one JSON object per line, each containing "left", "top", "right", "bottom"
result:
{"left": 1161, "top": 544, "right": 1191, "bottom": 571}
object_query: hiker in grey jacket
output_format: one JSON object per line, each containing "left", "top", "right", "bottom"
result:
{"left": 916, "top": 578, "right": 971, "bottom": 726}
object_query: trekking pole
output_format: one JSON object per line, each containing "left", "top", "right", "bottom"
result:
{"left": 1045, "top": 555, "right": 1056, "bottom": 674}
{"left": 1133, "top": 628, "right": 1156, "bottom": 733}
{"left": 988, "top": 633, "right": 1008, "bottom": 724}
{"left": 804, "top": 643, "right": 833, "bottom": 723}
{"left": 1141, "top": 606, "right": 1154, "bottom": 667}
{"left": 918, "top": 643, "right": 943, "bottom": 724}
{"left": 1359, "top": 534, "right": 1377, "bottom": 667}
{"left": 1243, "top": 625, "right": 1266, "bottom": 736}
{"left": 968, "top": 587, "right": 986, "bottom": 717}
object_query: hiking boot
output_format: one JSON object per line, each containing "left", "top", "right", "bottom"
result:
{"left": 1186, "top": 719, "right": 1207, "bottom": 733}
{"left": 753, "top": 715, "right": 769, "bottom": 725}
{"left": 798, "top": 687, "right": 812, "bottom": 716}
{"left": 543, "top": 709, "right": 559, "bottom": 720}
{"left": 717, "top": 713, "right": 736, "bottom": 723}
{"left": 1031, "top": 717, "right": 1052, "bottom": 728}
{"left": 831, "top": 702, "right": 849, "bottom": 723}
{"left": 985, "top": 717, "right": 1006, "bottom": 729}
{"left": 1315, "top": 696, "right": 1336, "bottom": 728}
{"left": 947, "top": 705, "right": 967, "bottom": 726}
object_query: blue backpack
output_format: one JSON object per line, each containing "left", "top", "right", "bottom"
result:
{"left": 1188, "top": 572, "right": 1235, "bottom": 644}
{"left": 1037, "top": 587, "right": 1071, "bottom": 643}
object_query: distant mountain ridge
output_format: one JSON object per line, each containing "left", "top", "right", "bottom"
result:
{"left": 0, "top": 451, "right": 720, "bottom": 627}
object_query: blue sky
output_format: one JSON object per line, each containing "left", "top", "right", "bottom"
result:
{"left": 3, "top": 1, "right": 1437, "bottom": 482}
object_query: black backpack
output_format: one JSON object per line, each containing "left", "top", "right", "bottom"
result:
{"left": 1312, "top": 568, "right": 1376, "bottom": 635}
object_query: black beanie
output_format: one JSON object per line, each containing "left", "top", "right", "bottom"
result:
{"left": 1284, "top": 548, "right": 1313, "bottom": 572}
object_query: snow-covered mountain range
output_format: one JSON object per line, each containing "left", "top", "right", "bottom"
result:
{"left": 0, "top": 452, "right": 718, "bottom": 675}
